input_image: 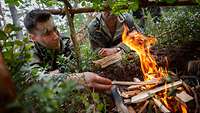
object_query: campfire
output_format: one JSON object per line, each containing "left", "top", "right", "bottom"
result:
{"left": 111, "top": 25, "right": 196, "bottom": 113}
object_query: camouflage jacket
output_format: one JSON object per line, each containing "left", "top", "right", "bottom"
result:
{"left": 88, "top": 13, "right": 142, "bottom": 53}
{"left": 30, "top": 36, "right": 71, "bottom": 71}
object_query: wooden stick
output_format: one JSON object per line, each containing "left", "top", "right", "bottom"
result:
{"left": 182, "top": 81, "right": 192, "bottom": 94}
{"left": 138, "top": 101, "right": 149, "bottom": 113}
{"left": 131, "top": 80, "right": 182, "bottom": 103}
{"left": 111, "top": 86, "right": 129, "bottom": 113}
{"left": 176, "top": 91, "right": 193, "bottom": 103}
{"left": 127, "top": 105, "right": 136, "bottom": 113}
{"left": 93, "top": 52, "right": 122, "bottom": 68}
{"left": 127, "top": 84, "right": 143, "bottom": 90}
{"left": 124, "top": 99, "right": 131, "bottom": 104}
{"left": 112, "top": 77, "right": 163, "bottom": 86}
{"left": 48, "top": 1, "right": 198, "bottom": 15}
{"left": 133, "top": 77, "right": 141, "bottom": 82}
{"left": 153, "top": 98, "right": 171, "bottom": 113}
{"left": 121, "top": 90, "right": 141, "bottom": 98}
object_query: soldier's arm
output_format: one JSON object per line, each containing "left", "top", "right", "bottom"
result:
{"left": 54, "top": 72, "right": 112, "bottom": 91}
{"left": 124, "top": 13, "right": 143, "bottom": 33}
{"left": 87, "top": 20, "right": 107, "bottom": 53}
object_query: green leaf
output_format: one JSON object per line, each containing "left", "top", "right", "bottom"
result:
{"left": 24, "top": 44, "right": 33, "bottom": 50}
{"left": 0, "top": 30, "right": 8, "bottom": 40}
{"left": 81, "top": 1, "right": 86, "bottom": 6}
{"left": 4, "top": 24, "right": 13, "bottom": 33}
{"left": 5, "top": 41, "right": 14, "bottom": 47}
{"left": 23, "top": 37, "right": 29, "bottom": 43}
{"left": 15, "top": 40, "right": 23, "bottom": 46}
{"left": 4, "top": 24, "right": 21, "bottom": 33}
{"left": 196, "top": 0, "right": 200, "bottom": 4}
{"left": 4, "top": 0, "right": 23, "bottom": 6}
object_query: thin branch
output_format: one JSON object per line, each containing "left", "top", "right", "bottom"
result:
{"left": 47, "top": 1, "right": 198, "bottom": 15}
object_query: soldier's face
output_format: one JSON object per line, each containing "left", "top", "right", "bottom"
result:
{"left": 31, "top": 18, "right": 60, "bottom": 49}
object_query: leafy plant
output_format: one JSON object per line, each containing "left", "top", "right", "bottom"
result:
{"left": 0, "top": 24, "right": 33, "bottom": 90}
{"left": 144, "top": 6, "right": 200, "bottom": 46}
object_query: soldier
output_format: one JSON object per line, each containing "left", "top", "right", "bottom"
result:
{"left": 88, "top": 11, "right": 142, "bottom": 57}
{"left": 24, "top": 9, "right": 112, "bottom": 91}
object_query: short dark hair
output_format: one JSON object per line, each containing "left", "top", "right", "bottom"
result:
{"left": 24, "top": 9, "right": 52, "bottom": 33}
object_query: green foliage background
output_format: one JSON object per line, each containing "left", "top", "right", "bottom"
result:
{"left": 0, "top": 0, "right": 200, "bottom": 113}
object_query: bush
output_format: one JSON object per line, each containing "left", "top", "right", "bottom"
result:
{"left": 144, "top": 6, "right": 200, "bottom": 46}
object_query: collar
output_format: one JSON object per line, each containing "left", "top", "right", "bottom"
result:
{"left": 96, "top": 13, "right": 125, "bottom": 39}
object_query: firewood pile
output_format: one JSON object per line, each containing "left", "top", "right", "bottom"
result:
{"left": 93, "top": 25, "right": 200, "bottom": 113}
{"left": 111, "top": 76, "right": 198, "bottom": 113}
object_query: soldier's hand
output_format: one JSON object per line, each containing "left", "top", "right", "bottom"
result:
{"left": 98, "top": 48, "right": 118, "bottom": 57}
{"left": 84, "top": 72, "right": 112, "bottom": 91}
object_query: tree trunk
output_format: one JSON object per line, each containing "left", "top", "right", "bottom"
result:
{"left": 8, "top": 5, "right": 22, "bottom": 39}
{"left": 64, "top": 1, "right": 81, "bottom": 71}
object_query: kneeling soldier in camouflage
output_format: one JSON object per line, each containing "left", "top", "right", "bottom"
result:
{"left": 24, "top": 9, "right": 112, "bottom": 91}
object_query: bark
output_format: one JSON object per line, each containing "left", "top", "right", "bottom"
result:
{"left": 48, "top": 0, "right": 198, "bottom": 15}
{"left": 64, "top": 0, "right": 81, "bottom": 70}
{"left": 8, "top": 5, "right": 22, "bottom": 39}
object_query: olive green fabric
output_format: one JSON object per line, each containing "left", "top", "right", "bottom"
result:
{"left": 88, "top": 13, "right": 142, "bottom": 53}
{"left": 30, "top": 36, "right": 71, "bottom": 71}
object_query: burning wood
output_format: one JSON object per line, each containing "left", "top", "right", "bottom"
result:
{"left": 109, "top": 25, "right": 196, "bottom": 113}
{"left": 153, "top": 98, "right": 171, "bottom": 113}
{"left": 138, "top": 101, "right": 149, "bottom": 113}
{"left": 131, "top": 80, "right": 182, "bottom": 103}
{"left": 112, "top": 77, "right": 163, "bottom": 86}
{"left": 127, "top": 84, "right": 143, "bottom": 90}
{"left": 127, "top": 105, "right": 136, "bottom": 113}
{"left": 176, "top": 91, "right": 193, "bottom": 103}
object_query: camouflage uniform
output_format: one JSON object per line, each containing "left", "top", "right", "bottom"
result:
{"left": 88, "top": 13, "right": 142, "bottom": 53}
{"left": 30, "top": 36, "right": 71, "bottom": 71}
{"left": 29, "top": 36, "right": 89, "bottom": 86}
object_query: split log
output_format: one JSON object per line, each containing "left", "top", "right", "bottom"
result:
{"left": 153, "top": 98, "right": 171, "bottom": 113}
{"left": 131, "top": 80, "right": 182, "bottom": 103}
{"left": 176, "top": 91, "right": 193, "bottom": 103}
{"left": 112, "top": 77, "right": 163, "bottom": 86}
{"left": 111, "top": 86, "right": 129, "bottom": 113}
{"left": 93, "top": 52, "right": 122, "bottom": 68}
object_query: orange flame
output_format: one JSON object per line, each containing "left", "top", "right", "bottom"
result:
{"left": 122, "top": 25, "right": 187, "bottom": 113}
{"left": 122, "top": 25, "right": 168, "bottom": 80}
{"left": 181, "top": 104, "right": 187, "bottom": 113}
